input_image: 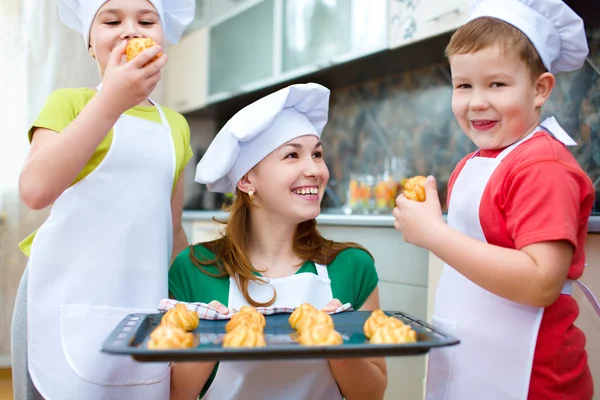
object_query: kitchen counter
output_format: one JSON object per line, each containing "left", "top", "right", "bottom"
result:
{"left": 183, "top": 210, "right": 600, "bottom": 232}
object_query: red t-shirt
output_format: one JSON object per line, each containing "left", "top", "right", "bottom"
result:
{"left": 447, "top": 131, "right": 595, "bottom": 400}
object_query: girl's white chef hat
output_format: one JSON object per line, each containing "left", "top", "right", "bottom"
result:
{"left": 58, "top": 0, "right": 195, "bottom": 48}
{"left": 195, "top": 83, "right": 330, "bottom": 194}
{"left": 468, "top": 0, "right": 589, "bottom": 74}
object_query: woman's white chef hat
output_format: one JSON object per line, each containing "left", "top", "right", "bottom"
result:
{"left": 58, "top": 0, "right": 195, "bottom": 48}
{"left": 467, "top": 0, "right": 589, "bottom": 74}
{"left": 195, "top": 83, "right": 330, "bottom": 194}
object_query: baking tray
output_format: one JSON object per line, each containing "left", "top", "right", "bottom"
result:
{"left": 102, "top": 310, "right": 460, "bottom": 362}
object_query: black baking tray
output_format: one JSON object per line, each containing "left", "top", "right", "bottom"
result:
{"left": 102, "top": 310, "right": 460, "bottom": 362}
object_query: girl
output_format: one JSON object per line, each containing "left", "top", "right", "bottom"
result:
{"left": 168, "top": 83, "right": 388, "bottom": 400}
{"left": 12, "top": 0, "right": 194, "bottom": 399}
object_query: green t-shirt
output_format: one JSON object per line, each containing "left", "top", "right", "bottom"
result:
{"left": 19, "top": 87, "right": 193, "bottom": 256}
{"left": 169, "top": 244, "right": 379, "bottom": 398}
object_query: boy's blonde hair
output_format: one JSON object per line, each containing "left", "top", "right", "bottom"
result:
{"left": 446, "top": 17, "right": 547, "bottom": 80}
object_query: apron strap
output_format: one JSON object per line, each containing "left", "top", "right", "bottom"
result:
{"left": 314, "top": 263, "right": 331, "bottom": 284}
{"left": 561, "top": 279, "right": 600, "bottom": 317}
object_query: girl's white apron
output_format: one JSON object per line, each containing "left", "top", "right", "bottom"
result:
{"left": 27, "top": 92, "right": 174, "bottom": 400}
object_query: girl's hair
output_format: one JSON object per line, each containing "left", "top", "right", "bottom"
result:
{"left": 446, "top": 17, "right": 547, "bottom": 80}
{"left": 189, "top": 191, "right": 372, "bottom": 307}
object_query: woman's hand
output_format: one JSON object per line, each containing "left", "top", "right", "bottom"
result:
{"left": 208, "top": 300, "right": 230, "bottom": 314}
{"left": 322, "top": 298, "right": 343, "bottom": 313}
{"left": 100, "top": 40, "right": 168, "bottom": 114}
{"left": 393, "top": 175, "right": 446, "bottom": 248}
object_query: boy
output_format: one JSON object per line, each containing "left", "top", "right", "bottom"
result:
{"left": 393, "top": 0, "right": 598, "bottom": 399}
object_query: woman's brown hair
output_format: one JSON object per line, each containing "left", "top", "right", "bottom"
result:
{"left": 189, "top": 191, "right": 372, "bottom": 307}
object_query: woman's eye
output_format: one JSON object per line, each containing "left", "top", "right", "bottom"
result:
{"left": 312, "top": 151, "right": 323, "bottom": 159}
{"left": 455, "top": 84, "right": 471, "bottom": 89}
{"left": 285, "top": 152, "right": 298, "bottom": 159}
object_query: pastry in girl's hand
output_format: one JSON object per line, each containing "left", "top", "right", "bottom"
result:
{"left": 369, "top": 319, "right": 417, "bottom": 344}
{"left": 147, "top": 322, "right": 194, "bottom": 349}
{"left": 288, "top": 303, "right": 318, "bottom": 329}
{"left": 222, "top": 324, "right": 266, "bottom": 348}
{"left": 296, "top": 310, "right": 334, "bottom": 335}
{"left": 161, "top": 303, "right": 199, "bottom": 331}
{"left": 403, "top": 175, "right": 427, "bottom": 202}
{"left": 225, "top": 312, "right": 264, "bottom": 333}
{"left": 363, "top": 310, "right": 389, "bottom": 339}
{"left": 126, "top": 37, "right": 162, "bottom": 62}
{"left": 298, "top": 323, "right": 343, "bottom": 346}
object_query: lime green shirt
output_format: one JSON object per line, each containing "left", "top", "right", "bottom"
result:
{"left": 169, "top": 245, "right": 379, "bottom": 398}
{"left": 19, "top": 87, "right": 193, "bottom": 256}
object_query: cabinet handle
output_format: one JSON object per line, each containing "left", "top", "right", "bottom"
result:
{"left": 426, "top": 8, "right": 461, "bottom": 22}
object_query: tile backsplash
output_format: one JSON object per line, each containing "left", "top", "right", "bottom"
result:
{"left": 320, "top": 27, "right": 600, "bottom": 212}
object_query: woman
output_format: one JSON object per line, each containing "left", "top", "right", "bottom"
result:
{"left": 169, "top": 83, "right": 387, "bottom": 400}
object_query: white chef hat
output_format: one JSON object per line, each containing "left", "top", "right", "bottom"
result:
{"left": 195, "top": 83, "right": 330, "bottom": 194}
{"left": 467, "top": 0, "right": 589, "bottom": 74}
{"left": 58, "top": 0, "right": 195, "bottom": 49}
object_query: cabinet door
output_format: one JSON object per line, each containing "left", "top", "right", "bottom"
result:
{"left": 183, "top": 0, "right": 211, "bottom": 35}
{"left": 208, "top": 0, "right": 275, "bottom": 96}
{"left": 282, "top": 0, "right": 387, "bottom": 74}
{"left": 164, "top": 27, "right": 208, "bottom": 113}
{"left": 389, "top": 0, "right": 470, "bottom": 49}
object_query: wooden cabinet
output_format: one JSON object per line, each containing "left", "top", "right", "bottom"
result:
{"left": 389, "top": 0, "right": 470, "bottom": 49}
{"left": 164, "top": 27, "right": 208, "bottom": 113}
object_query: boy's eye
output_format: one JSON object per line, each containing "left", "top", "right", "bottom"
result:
{"left": 491, "top": 82, "right": 506, "bottom": 88}
{"left": 312, "top": 151, "right": 323, "bottom": 159}
{"left": 104, "top": 21, "right": 120, "bottom": 26}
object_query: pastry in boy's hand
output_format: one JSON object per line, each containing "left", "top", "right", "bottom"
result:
{"left": 369, "top": 319, "right": 417, "bottom": 344}
{"left": 295, "top": 310, "right": 334, "bottom": 335}
{"left": 147, "top": 322, "right": 194, "bottom": 349}
{"left": 297, "top": 323, "right": 343, "bottom": 346}
{"left": 126, "top": 38, "right": 161, "bottom": 62}
{"left": 363, "top": 310, "right": 389, "bottom": 339}
{"left": 403, "top": 175, "right": 427, "bottom": 202}
{"left": 288, "top": 303, "right": 318, "bottom": 330}
{"left": 161, "top": 303, "right": 199, "bottom": 331}
{"left": 222, "top": 324, "right": 266, "bottom": 348}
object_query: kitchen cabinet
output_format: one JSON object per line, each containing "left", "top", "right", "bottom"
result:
{"left": 281, "top": 0, "right": 388, "bottom": 75}
{"left": 389, "top": 0, "right": 470, "bottom": 49}
{"left": 183, "top": 0, "right": 211, "bottom": 34}
{"left": 208, "top": 0, "right": 275, "bottom": 97}
{"left": 209, "top": 0, "right": 254, "bottom": 24}
{"left": 164, "top": 27, "right": 208, "bottom": 113}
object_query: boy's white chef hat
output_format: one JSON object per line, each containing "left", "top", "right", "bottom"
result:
{"left": 58, "top": 0, "right": 195, "bottom": 49}
{"left": 468, "top": 0, "right": 589, "bottom": 74}
{"left": 195, "top": 83, "right": 330, "bottom": 194}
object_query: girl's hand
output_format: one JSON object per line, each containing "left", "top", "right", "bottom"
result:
{"left": 322, "top": 298, "right": 343, "bottom": 313}
{"left": 208, "top": 300, "right": 230, "bottom": 314}
{"left": 100, "top": 40, "right": 168, "bottom": 114}
{"left": 393, "top": 175, "right": 446, "bottom": 248}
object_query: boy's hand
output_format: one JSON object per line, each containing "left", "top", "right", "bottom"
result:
{"left": 100, "top": 39, "right": 167, "bottom": 114}
{"left": 393, "top": 175, "right": 445, "bottom": 248}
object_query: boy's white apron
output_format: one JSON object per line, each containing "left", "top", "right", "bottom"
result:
{"left": 27, "top": 93, "right": 175, "bottom": 400}
{"left": 426, "top": 118, "right": 600, "bottom": 400}
{"left": 204, "top": 264, "right": 343, "bottom": 400}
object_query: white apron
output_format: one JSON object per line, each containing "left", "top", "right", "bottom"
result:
{"left": 426, "top": 118, "right": 600, "bottom": 400}
{"left": 27, "top": 92, "right": 175, "bottom": 400}
{"left": 204, "top": 264, "right": 343, "bottom": 400}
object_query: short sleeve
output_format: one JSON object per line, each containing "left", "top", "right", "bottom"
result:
{"left": 28, "top": 88, "right": 79, "bottom": 141}
{"left": 505, "top": 160, "right": 583, "bottom": 251}
{"left": 168, "top": 247, "right": 195, "bottom": 301}
{"left": 350, "top": 249, "right": 379, "bottom": 309}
